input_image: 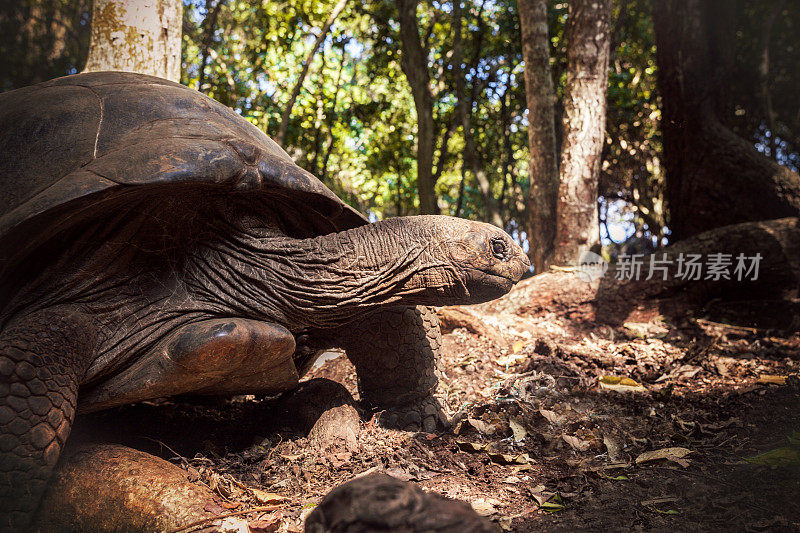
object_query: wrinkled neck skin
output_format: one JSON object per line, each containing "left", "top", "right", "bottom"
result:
{"left": 190, "top": 217, "right": 467, "bottom": 330}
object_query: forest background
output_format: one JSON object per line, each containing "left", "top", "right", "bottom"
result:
{"left": 2, "top": 0, "right": 799, "bottom": 273}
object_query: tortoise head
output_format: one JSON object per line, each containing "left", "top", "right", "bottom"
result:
{"left": 397, "top": 215, "right": 530, "bottom": 305}
{"left": 437, "top": 217, "right": 530, "bottom": 303}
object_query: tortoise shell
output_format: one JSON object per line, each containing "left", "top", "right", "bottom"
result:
{"left": 0, "top": 71, "right": 366, "bottom": 279}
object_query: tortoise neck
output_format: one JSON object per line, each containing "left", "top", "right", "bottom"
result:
{"left": 192, "top": 217, "right": 461, "bottom": 330}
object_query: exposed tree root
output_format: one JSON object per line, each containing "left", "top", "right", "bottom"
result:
{"left": 484, "top": 218, "right": 800, "bottom": 329}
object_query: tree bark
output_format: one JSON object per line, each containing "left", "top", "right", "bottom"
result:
{"left": 310, "top": 48, "right": 328, "bottom": 176}
{"left": 498, "top": 84, "right": 514, "bottom": 222}
{"left": 433, "top": 113, "right": 457, "bottom": 186}
{"left": 276, "top": 0, "right": 349, "bottom": 148}
{"left": 452, "top": 0, "right": 503, "bottom": 227}
{"left": 653, "top": 0, "right": 800, "bottom": 241}
{"left": 553, "top": 0, "right": 611, "bottom": 266}
{"left": 83, "top": 0, "right": 182, "bottom": 81}
{"left": 397, "top": 0, "right": 438, "bottom": 215}
{"left": 518, "top": 0, "right": 559, "bottom": 272}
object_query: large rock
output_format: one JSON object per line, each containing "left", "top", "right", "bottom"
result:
{"left": 306, "top": 473, "right": 499, "bottom": 532}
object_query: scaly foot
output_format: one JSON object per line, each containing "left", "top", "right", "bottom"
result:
{"left": 374, "top": 396, "right": 449, "bottom": 433}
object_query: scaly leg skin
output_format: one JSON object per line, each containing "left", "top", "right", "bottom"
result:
{"left": 0, "top": 310, "right": 94, "bottom": 532}
{"left": 341, "top": 306, "right": 448, "bottom": 433}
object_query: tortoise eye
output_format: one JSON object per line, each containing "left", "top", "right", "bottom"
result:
{"left": 490, "top": 238, "right": 507, "bottom": 259}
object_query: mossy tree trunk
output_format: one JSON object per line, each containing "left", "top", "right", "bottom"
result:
{"left": 518, "top": 0, "right": 559, "bottom": 272}
{"left": 554, "top": 0, "right": 612, "bottom": 266}
{"left": 83, "top": 0, "right": 182, "bottom": 82}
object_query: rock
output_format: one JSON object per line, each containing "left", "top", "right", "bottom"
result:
{"left": 305, "top": 473, "right": 499, "bottom": 532}
{"left": 34, "top": 443, "right": 240, "bottom": 532}
{"left": 276, "top": 379, "right": 360, "bottom": 452}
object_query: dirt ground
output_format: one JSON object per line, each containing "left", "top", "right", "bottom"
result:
{"left": 74, "top": 279, "right": 800, "bottom": 532}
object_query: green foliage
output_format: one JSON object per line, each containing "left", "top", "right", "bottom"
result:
{"left": 3, "top": 0, "right": 798, "bottom": 239}
{"left": 180, "top": 0, "right": 530, "bottom": 223}
{"left": 0, "top": 0, "right": 91, "bottom": 91}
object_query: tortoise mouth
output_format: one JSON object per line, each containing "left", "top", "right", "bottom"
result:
{"left": 462, "top": 268, "right": 516, "bottom": 303}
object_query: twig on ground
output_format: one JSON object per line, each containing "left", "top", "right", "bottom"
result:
{"left": 168, "top": 505, "right": 283, "bottom": 533}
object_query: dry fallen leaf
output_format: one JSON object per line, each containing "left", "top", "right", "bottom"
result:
{"left": 385, "top": 466, "right": 415, "bottom": 482}
{"left": 471, "top": 498, "right": 501, "bottom": 516}
{"left": 603, "top": 435, "right": 623, "bottom": 462}
{"left": 540, "top": 408, "right": 565, "bottom": 425}
{"left": 286, "top": 522, "right": 303, "bottom": 533}
{"left": 635, "top": 447, "right": 693, "bottom": 467}
{"left": 468, "top": 418, "right": 496, "bottom": 435}
{"left": 220, "top": 501, "right": 241, "bottom": 509}
{"left": 248, "top": 518, "right": 281, "bottom": 533}
{"left": 509, "top": 417, "right": 527, "bottom": 442}
{"left": 562, "top": 434, "right": 591, "bottom": 452}
{"left": 186, "top": 466, "right": 200, "bottom": 482}
{"left": 251, "top": 489, "right": 288, "bottom": 505}
{"left": 219, "top": 516, "right": 249, "bottom": 533}
{"left": 204, "top": 501, "right": 225, "bottom": 514}
{"left": 488, "top": 452, "right": 531, "bottom": 465}
{"left": 471, "top": 500, "right": 497, "bottom": 516}
{"left": 757, "top": 374, "right": 787, "bottom": 385}
{"left": 456, "top": 440, "right": 489, "bottom": 453}
{"left": 599, "top": 375, "right": 647, "bottom": 392}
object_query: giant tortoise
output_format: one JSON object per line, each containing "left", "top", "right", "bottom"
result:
{"left": 0, "top": 72, "right": 529, "bottom": 530}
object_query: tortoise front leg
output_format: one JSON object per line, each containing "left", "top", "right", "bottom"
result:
{"left": 341, "top": 306, "right": 447, "bottom": 432}
{"left": 0, "top": 310, "right": 94, "bottom": 532}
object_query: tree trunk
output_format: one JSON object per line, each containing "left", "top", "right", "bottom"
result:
{"left": 433, "top": 113, "right": 457, "bottom": 186}
{"left": 553, "top": 0, "right": 611, "bottom": 266}
{"left": 397, "top": 0, "right": 438, "bottom": 215}
{"left": 452, "top": 0, "right": 503, "bottom": 227}
{"left": 276, "top": 0, "right": 349, "bottom": 148}
{"left": 83, "top": 0, "right": 182, "bottom": 81}
{"left": 518, "top": 0, "right": 559, "bottom": 272}
{"left": 653, "top": 0, "right": 800, "bottom": 241}
{"left": 498, "top": 84, "right": 515, "bottom": 223}
{"left": 310, "top": 48, "right": 328, "bottom": 176}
